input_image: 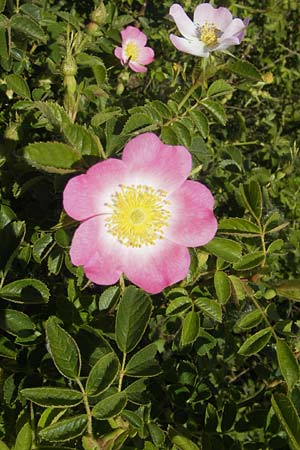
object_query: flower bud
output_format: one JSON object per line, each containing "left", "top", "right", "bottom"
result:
{"left": 63, "top": 56, "right": 77, "bottom": 77}
{"left": 64, "top": 75, "right": 77, "bottom": 95}
{"left": 90, "top": 2, "right": 107, "bottom": 26}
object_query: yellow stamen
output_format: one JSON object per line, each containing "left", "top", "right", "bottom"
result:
{"left": 105, "top": 184, "right": 171, "bottom": 248}
{"left": 124, "top": 42, "right": 139, "bottom": 61}
{"left": 200, "top": 22, "right": 218, "bottom": 46}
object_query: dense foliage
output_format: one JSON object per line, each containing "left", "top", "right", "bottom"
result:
{"left": 1, "top": 0, "right": 300, "bottom": 449}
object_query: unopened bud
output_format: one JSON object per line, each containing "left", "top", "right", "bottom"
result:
{"left": 63, "top": 56, "right": 77, "bottom": 77}
{"left": 64, "top": 75, "right": 77, "bottom": 95}
{"left": 90, "top": 2, "right": 107, "bottom": 26}
{"left": 86, "top": 21, "right": 99, "bottom": 35}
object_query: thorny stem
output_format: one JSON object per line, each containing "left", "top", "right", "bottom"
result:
{"left": 118, "top": 352, "right": 127, "bottom": 392}
{"left": 76, "top": 378, "right": 93, "bottom": 437}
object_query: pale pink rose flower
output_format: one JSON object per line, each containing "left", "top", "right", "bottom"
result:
{"left": 63, "top": 133, "right": 217, "bottom": 294}
{"left": 169, "top": 3, "right": 249, "bottom": 57}
{"left": 114, "top": 26, "right": 155, "bottom": 73}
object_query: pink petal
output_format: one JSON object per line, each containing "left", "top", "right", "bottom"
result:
{"left": 221, "top": 18, "right": 246, "bottom": 40}
{"left": 166, "top": 180, "right": 218, "bottom": 247}
{"left": 121, "top": 133, "right": 192, "bottom": 193}
{"left": 121, "top": 26, "right": 147, "bottom": 46}
{"left": 170, "top": 34, "right": 209, "bottom": 57}
{"left": 214, "top": 37, "right": 240, "bottom": 51}
{"left": 128, "top": 61, "right": 148, "bottom": 73}
{"left": 114, "top": 46, "right": 124, "bottom": 64}
{"left": 212, "top": 7, "right": 233, "bottom": 31}
{"left": 137, "top": 46, "right": 155, "bottom": 65}
{"left": 193, "top": 3, "right": 215, "bottom": 26}
{"left": 169, "top": 4, "right": 196, "bottom": 39}
{"left": 63, "top": 159, "right": 127, "bottom": 221}
{"left": 70, "top": 216, "right": 123, "bottom": 285}
{"left": 122, "top": 240, "right": 190, "bottom": 294}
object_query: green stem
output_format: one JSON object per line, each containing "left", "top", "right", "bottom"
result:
{"left": 118, "top": 352, "right": 127, "bottom": 392}
{"left": 76, "top": 378, "right": 93, "bottom": 437}
{"left": 178, "top": 82, "right": 201, "bottom": 111}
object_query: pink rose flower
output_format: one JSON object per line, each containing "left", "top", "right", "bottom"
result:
{"left": 114, "top": 26, "right": 155, "bottom": 73}
{"left": 63, "top": 133, "right": 217, "bottom": 294}
{"left": 169, "top": 3, "right": 249, "bottom": 57}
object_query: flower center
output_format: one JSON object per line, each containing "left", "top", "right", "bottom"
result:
{"left": 200, "top": 22, "right": 218, "bottom": 46}
{"left": 105, "top": 184, "right": 171, "bottom": 248}
{"left": 124, "top": 42, "right": 139, "bottom": 61}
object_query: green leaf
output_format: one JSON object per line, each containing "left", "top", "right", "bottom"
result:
{"left": 233, "top": 252, "right": 265, "bottom": 270}
{"left": 172, "top": 435, "right": 201, "bottom": 450}
{"left": 0, "top": 0, "right": 6, "bottom": 14}
{"left": 91, "top": 109, "right": 121, "bottom": 127}
{"left": 62, "top": 121, "right": 101, "bottom": 156}
{"left": 194, "top": 298, "right": 222, "bottom": 322}
{"left": 160, "top": 126, "right": 177, "bottom": 145}
{"left": 125, "top": 378, "right": 148, "bottom": 404}
{"left": 202, "top": 99, "right": 226, "bottom": 125}
{"left": 214, "top": 271, "right": 231, "bottom": 304}
{"left": 227, "top": 60, "right": 262, "bottom": 81}
{"left": 238, "top": 327, "right": 272, "bottom": 356}
{"left": 0, "top": 441, "right": 10, "bottom": 450}
{"left": 170, "top": 122, "right": 191, "bottom": 147}
{"left": 11, "top": 14, "right": 47, "bottom": 42}
{"left": 46, "top": 317, "right": 81, "bottom": 380}
{"left": 189, "top": 110, "right": 209, "bottom": 139}
{"left": 276, "top": 280, "right": 300, "bottom": 301}
{"left": 240, "top": 180, "right": 262, "bottom": 220}
{"left": 229, "top": 275, "right": 246, "bottom": 302}
{"left": 218, "top": 218, "right": 260, "bottom": 236}
{"left": 21, "top": 387, "right": 83, "bottom": 408}
{"left": 166, "top": 296, "right": 192, "bottom": 315}
{"left": 271, "top": 394, "right": 300, "bottom": 450}
{"left": 148, "top": 422, "right": 165, "bottom": 447}
{"left": 236, "top": 310, "right": 263, "bottom": 330}
{"left": 276, "top": 340, "right": 299, "bottom": 392}
{"left": 15, "top": 422, "right": 32, "bottom": 450}
{"left": 86, "top": 352, "right": 120, "bottom": 396}
{"left": 33, "top": 234, "right": 53, "bottom": 263}
{"left": 122, "top": 113, "right": 152, "bottom": 134}
{"left": 24, "top": 142, "right": 81, "bottom": 174}
{"left": 0, "top": 278, "right": 50, "bottom": 304}
{"left": 98, "top": 286, "right": 119, "bottom": 311}
{"left": 0, "top": 221, "right": 25, "bottom": 271}
{"left": 39, "top": 415, "right": 88, "bottom": 442}
{"left": 180, "top": 311, "right": 200, "bottom": 346}
{"left": 122, "top": 410, "right": 143, "bottom": 429}
{"left": 92, "top": 392, "right": 127, "bottom": 420}
{"left": 5, "top": 74, "right": 30, "bottom": 99}
{"left": 0, "top": 336, "right": 17, "bottom": 359}
{"left": 0, "top": 309, "right": 35, "bottom": 337}
{"left": 221, "top": 401, "right": 237, "bottom": 432}
{"left": 267, "top": 239, "right": 284, "bottom": 253}
{"left": 115, "top": 286, "right": 152, "bottom": 353}
{"left": 33, "top": 101, "right": 69, "bottom": 128}
{"left": 204, "top": 237, "right": 242, "bottom": 263}
{"left": 207, "top": 80, "right": 233, "bottom": 97}
{"left": 125, "top": 343, "right": 161, "bottom": 377}
{"left": 205, "top": 403, "right": 218, "bottom": 432}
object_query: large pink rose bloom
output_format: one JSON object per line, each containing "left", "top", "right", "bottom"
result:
{"left": 63, "top": 133, "right": 217, "bottom": 294}
{"left": 114, "top": 26, "right": 155, "bottom": 73}
{"left": 169, "top": 3, "right": 249, "bottom": 57}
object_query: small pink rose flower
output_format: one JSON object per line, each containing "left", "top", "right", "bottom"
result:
{"left": 63, "top": 133, "right": 217, "bottom": 294}
{"left": 169, "top": 3, "right": 249, "bottom": 57}
{"left": 114, "top": 26, "right": 155, "bottom": 73}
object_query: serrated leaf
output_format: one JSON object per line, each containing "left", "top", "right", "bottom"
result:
{"left": 236, "top": 310, "right": 262, "bottom": 330}
{"left": 276, "top": 280, "right": 300, "bottom": 301}
{"left": 276, "top": 340, "right": 299, "bottom": 392}
{"left": 62, "top": 121, "right": 101, "bottom": 156}
{"left": 166, "top": 296, "right": 192, "bottom": 315}
{"left": 92, "top": 392, "right": 127, "bottom": 419}
{"left": 6, "top": 74, "right": 30, "bottom": 99}
{"left": 194, "top": 298, "right": 222, "bottom": 322}
{"left": 33, "top": 101, "right": 69, "bottom": 128}
{"left": 240, "top": 180, "right": 262, "bottom": 220}
{"left": 99, "top": 286, "right": 119, "bottom": 311}
{"left": 91, "top": 109, "right": 121, "bottom": 127}
{"left": 150, "top": 100, "right": 172, "bottom": 119}
{"left": 125, "top": 343, "right": 161, "bottom": 377}
{"left": 170, "top": 122, "right": 191, "bottom": 147}
{"left": 0, "top": 220, "right": 25, "bottom": 271}
{"left": 148, "top": 422, "right": 165, "bottom": 447}
{"left": 39, "top": 415, "right": 88, "bottom": 442}
{"left": 160, "top": 126, "right": 177, "bottom": 144}
{"left": 238, "top": 327, "right": 272, "bottom": 356}
{"left": 172, "top": 435, "right": 201, "bottom": 450}
{"left": 21, "top": 387, "right": 83, "bottom": 408}
{"left": 218, "top": 218, "right": 260, "bottom": 236}
{"left": 207, "top": 80, "right": 233, "bottom": 97}
{"left": 204, "top": 237, "right": 242, "bottom": 263}
{"left": 24, "top": 142, "right": 81, "bottom": 174}
{"left": 46, "top": 317, "right": 81, "bottom": 380}
{"left": 33, "top": 234, "right": 53, "bottom": 263}
{"left": 189, "top": 110, "right": 209, "bottom": 139}
{"left": 0, "top": 309, "right": 35, "bottom": 337}
{"left": 15, "top": 422, "right": 32, "bottom": 450}
{"left": 115, "top": 286, "right": 152, "bottom": 353}
{"left": 122, "top": 113, "right": 152, "bottom": 134}
{"left": 227, "top": 60, "right": 262, "bottom": 81}
{"left": 125, "top": 378, "right": 148, "bottom": 404}
{"left": 267, "top": 239, "right": 283, "bottom": 253}
{"left": 0, "top": 336, "right": 16, "bottom": 359}
{"left": 214, "top": 271, "right": 231, "bottom": 304}
{"left": 180, "top": 311, "right": 200, "bottom": 346}
{"left": 86, "top": 352, "right": 120, "bottom": 396}
{"left": 233, "top": 252, "right": 265, "bottom": 270}
{"left": 11, "top": 14, "right": 47, "bottom": 42}
{"left": 202, "top": 99, "right": 226, "bottom": 125}
{"left": 271, "top": 394, "right": 300, "bottom": 450}
{"left": 0, "top": 278, "right": 49, "bottom": 304}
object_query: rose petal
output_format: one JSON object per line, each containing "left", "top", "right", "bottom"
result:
{"left": 128, "top": 61, "right": 148, "bottom": 73}
{"left": 70, "top": 216, "right": 123, "bottom": 285}
{"left": 63, "top": 159, "right": 127, "bottom": 221}
{"left": 122, "top": 240, "right": 190, "bottom": 294}
{"left": 214, "top": 37, "right": 240, "bottom": 51}
{"left": 169, "top": 4, "right": 196, "bottom": 39}
{"left": 221, "top": 18, "right": 246, "bottom": 40}
{"left": 114, "top": 46, "right": 124, "bottom": 64}
{"left": 166, "top": 180, "right": 218, "bottom": 247}
{"left": 212, "top": 7, "right": 233, "bottom": 30}
{"left": 121, "top": 26, "right": 147, "bottom": 46}
{"left": 137, "top": 46, "right": 155, "bottom": 65}
{"left": 170, "top": 34, "right": 209, "bottom": 57}
{"left": 193, "top": 3, "right": 215, "bottom": 26}
{"left": 121, "top": 133, "right": 192, "bottom": 192}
